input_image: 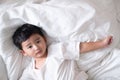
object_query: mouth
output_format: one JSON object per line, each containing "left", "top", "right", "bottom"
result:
{"left": 36, "top": 50, "right": 42, "bottom": 54}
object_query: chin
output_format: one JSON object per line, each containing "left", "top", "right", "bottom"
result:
{"left": 36, "top": 53, "right": 44, "bottom": 58}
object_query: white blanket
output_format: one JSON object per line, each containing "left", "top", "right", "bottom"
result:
{"left": 0, "top": 0, "right": 120, "bottom": 80}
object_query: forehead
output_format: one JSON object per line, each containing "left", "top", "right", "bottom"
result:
{"left": 21, "top": 34, "right": 44, "bottom": 45}
{"left": 29, "top": 34, "right": 43, "bottom": 40}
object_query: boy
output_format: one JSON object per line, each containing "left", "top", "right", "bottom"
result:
{"left": 12, "top": 23, "right": 112, "bottom": 80}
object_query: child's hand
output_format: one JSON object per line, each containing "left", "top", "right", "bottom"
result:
{"left": 102, "top": 36, "right": 113, "bottom": 47}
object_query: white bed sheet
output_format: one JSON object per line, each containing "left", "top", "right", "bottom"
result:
{"left": 0, "top": 0, "right": 120, "bottom": 80}
{"left": 0, "top": 55, "right": 8, "bottom": 80}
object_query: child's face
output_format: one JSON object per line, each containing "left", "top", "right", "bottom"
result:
{"left": 20, "top": 34, "right": 47, "bottom": 59}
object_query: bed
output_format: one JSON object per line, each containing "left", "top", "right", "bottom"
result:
{"left": 0, "top": 0, "right": 120, "bottom": 80}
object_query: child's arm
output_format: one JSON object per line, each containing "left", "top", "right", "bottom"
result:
{"left": 80, "top": 36, "right": 113, "bottom": 53}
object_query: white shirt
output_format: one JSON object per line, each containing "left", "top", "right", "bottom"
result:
{"left": 19, "top": 41, "right": 88, "bottom": 80}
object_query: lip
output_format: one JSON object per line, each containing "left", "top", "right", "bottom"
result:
{"left": 36, "top": 50, "right": 42, "bottom": 54}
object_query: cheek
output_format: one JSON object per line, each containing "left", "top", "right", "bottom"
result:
{"left": 24, "top": 49, "right": 33, "bottom": 56}
{"left": 43, "top": 42, "right": 47, "bottom": 49}
{"left": 41, "top": 41, "right": 47, "bottom": 48}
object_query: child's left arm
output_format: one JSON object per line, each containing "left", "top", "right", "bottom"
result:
{"left": 80, "top": 36, "right": 113, "bottom": 53}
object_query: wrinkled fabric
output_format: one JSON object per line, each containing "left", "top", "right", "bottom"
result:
{"left": 0, "top": 0, "right": 120, "bottom": 80}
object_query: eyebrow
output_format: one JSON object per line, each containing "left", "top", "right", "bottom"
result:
{"left": 24, "top": 37, "right": 41, "bottom": 47}
{"left": 35, "top": 37, "right": 41, "bottom": 41}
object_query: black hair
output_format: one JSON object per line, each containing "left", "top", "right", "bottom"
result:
{"left": 12, "top": 23, "right": 46, "bottom": 50}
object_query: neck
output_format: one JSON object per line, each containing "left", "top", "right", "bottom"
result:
{"left": 34, "top": 52, "right": 47, "bottom": 69}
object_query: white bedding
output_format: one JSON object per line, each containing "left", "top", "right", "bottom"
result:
{"left": 0, "top": 55, "right": 8, "bottom": 80}
{"left": 0, "top": 0, "right": 120, "bottom": 80}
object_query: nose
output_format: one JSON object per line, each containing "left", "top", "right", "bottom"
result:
{"left": 33, "top": 44, "right": 39, "bottom": 50}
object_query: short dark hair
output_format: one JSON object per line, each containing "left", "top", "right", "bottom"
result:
{"left": 12, "top": 23, "right": 46, "bottom": 50}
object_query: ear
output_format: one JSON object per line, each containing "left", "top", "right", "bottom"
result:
{"left": 19, "top": 50, "right": 27, "bottom": 56}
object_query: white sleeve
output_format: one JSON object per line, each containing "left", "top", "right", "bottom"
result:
{"left": 48, "top": 41, "right": 80, "bottom": 60}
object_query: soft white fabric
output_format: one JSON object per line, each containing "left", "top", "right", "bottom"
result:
{"left": 19, "top": 42, "right": 88, "bottom": 80}
{"left": 0, "top": 0, "right": 120, "bottom": 80}
{"left": 0, "top": 1, "right": 95, "bottom": 79}
{"left": 0, "top": 0, "right": 47, "bottom": 4}
{"left": 87, "top": 48, "right": 120, "bottom": 80}
{"left": 114, "top": 0, "right": 120, "bottom": 49}
{"left": 0, "top": 55, "right": 8, "bottom": 80}
{"left": 114, "top": 0, "right": 120, "bottom": 22}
